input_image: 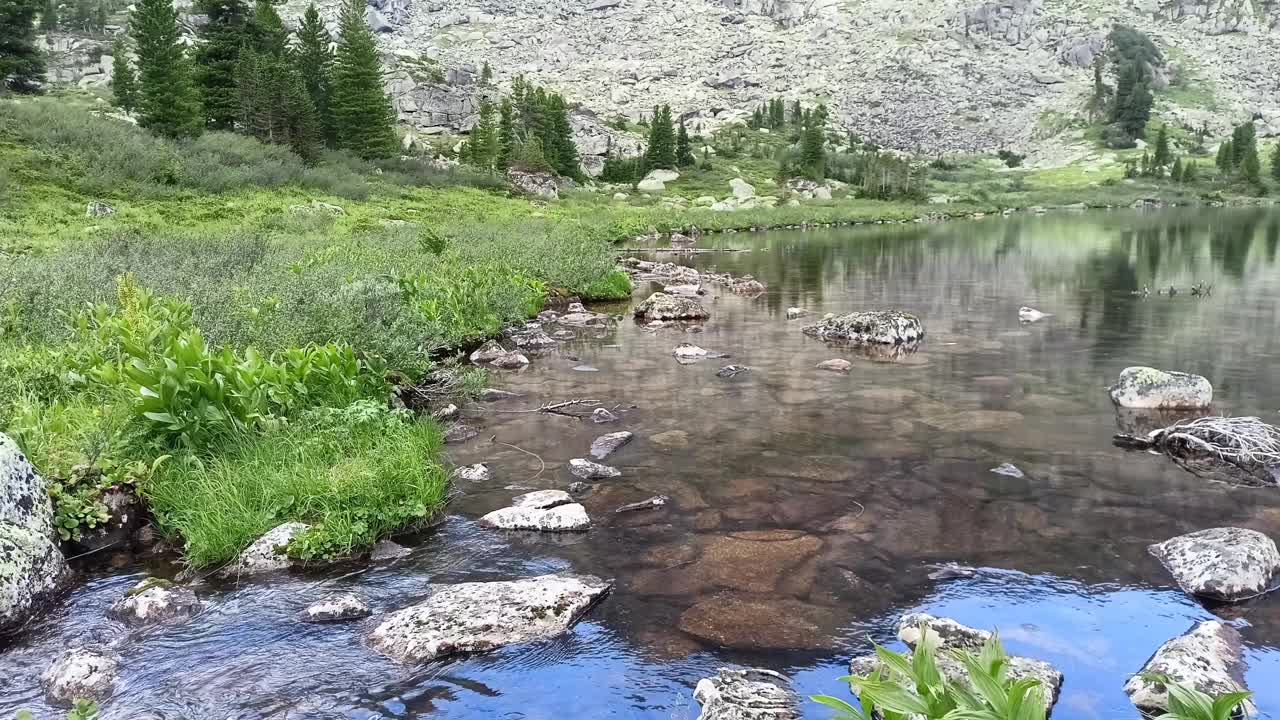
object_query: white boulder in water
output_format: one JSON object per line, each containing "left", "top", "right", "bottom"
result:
{"left": 41, "top": 648, "right": 119, "bottom": 706}
{"left": 694, "top": 667, "right": 800, "bottom": 720}
{"left": 480, "top": 490, "right": 590, "bottom": 532}
{"left": 1109, "top": 366, "right": 1212, "bottom": 409}
{"left": 302, "top": 593, "right": 372, "bottom": 623}
{"left": 802, "top": 310, "right": 924, "bottom": 345}
{"left": 1124, "top": 621, "right": 1255, "bottom": 716}
{"left": 569, "top": 458, "right": 621, "bottom": 480}
{"left": 1149, "top": 527, "right": 1280, "bottom": 603}
{"left": 1018, "top": 306, "right": 1051, "bottom": 322}
{"left": 1, "top": 433, "right": 71, "bottom": 634}
{"left": 109, "top": 578, "right": 201, "bottom": 627}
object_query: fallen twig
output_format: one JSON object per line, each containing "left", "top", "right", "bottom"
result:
{"left": 489, "top": 436, "right": 546, "bottom": 482}
{"left": 486, "top": 398, "right": 601, "bottom": 419}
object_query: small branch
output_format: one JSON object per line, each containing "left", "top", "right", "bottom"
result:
{"left": 485, "top": 398, "right": 601, "bottom": 419}
{"left": 489, "top": 436, "right": 546, "bottom": 482}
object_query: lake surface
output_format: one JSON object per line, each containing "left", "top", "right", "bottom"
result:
{"left": 4, "top": 208, "right": 1280, "bottom": 719}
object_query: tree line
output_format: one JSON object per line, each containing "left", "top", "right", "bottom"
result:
{"left": 460, "top": 75, "right": 582, "bottom": 179}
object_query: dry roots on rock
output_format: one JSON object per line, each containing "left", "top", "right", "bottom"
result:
{"left": 1116, "top": 415, "right": 1280, "bottom": 484}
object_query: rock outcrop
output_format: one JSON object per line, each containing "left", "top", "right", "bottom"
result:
{"left": 368, "top": 574, "right": 611, "bottom": 663}
{"left": 109, "top": 578, "right": 202, "bottom": 627}
{"left": 803, "top": 311, "right": 924, "bottom": 345}
{"left": 1124, "top": 621, "right": 1255, "bottom": 716}
{"left": 1109, "top": 366, "right": 1213, "bottom": 409}
{"left": 1149, "top": 527, "right": 1280, "bottom": 603}
{"left": 1, "top": 433, "right": 71, "bottom": 636}
{"left": 693, "top": 667, "right": 800, "bottom": 720}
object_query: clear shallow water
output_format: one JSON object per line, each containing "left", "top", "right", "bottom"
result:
{"left": 5, "top": 208, "right": 1280, "bottom": 719}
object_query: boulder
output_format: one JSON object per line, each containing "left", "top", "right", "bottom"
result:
{"left": 590, "top": 431, "right": 633, "bottom": 459}
{"left": 592, "top": 408, "right": 619, "bottom": 424}
{"left": 512, "top": 489, "right": 574, "bottom": 509}
{"left": 370, "top": 539, "right": 413, "bottom": 561}
{"left": 507, "top": 170, "right": 559, "bottom": 200}
{"left": 480, "top": 388, "right": 519, "bottom": 402}
{"left": 816, "top": 359, "right": 852, "bottom": 373}
{"left": 221, "top": 522, "right": 308, "bottom": 578}
{"left": 1149, "top": 527, "right": 1280, "bottom": 602}
{"left": 637, "top": 177, "right": 666, "bottom": 193}
{"left": 41, "top": 648, "right": 119, "bottom": 706}
{"left": 368, "top": 574, "right": 611, "bottom": 663}
{"left": 570, "top": 458, "right": 621, "bottom": 480}
{"left": 431, "top": 403, "right": 460, "bottom": 422}
{"left": 717, "top": 365, "right": 749, "bottom": 378}
{"left": 470, "top": 340, "right": 509, "bottom": 364}
{"left": 512, "top": 328, "right": 558, "bottom": 349}
{"left": 452, "top": 463, "right": 492, "bottom": 482}
{"left": 491, "top": 352, "right": 531, "bottom": 369}
{"left": 1109, "top": 367, "right": 1213, "bottom": 409}
{"left": 108, "top": 578, "right": 201, "bottom": 627}
{"left": 634, "top": 292, "right": 710, "bottom": 321}
{"left": 785, "top": 307, "right": 808, "bottom": 319}
{"left": 694, "top": 667, "right": 800, "bottom": 720}
{"left": 479, "top": 499, "right": 590, "bottom": 531}
{"left": 302, "top": 593, "right": 372, "bottom": 623}
{"left": 443, "top": 424, "right": 480, "bottom": 444}
{"left": 1, "top": 433, "right": 71, "bottom": 635}
{"left": 729, "top": 177, "right": 756, "bottom": 200}
{"left": 85, "top": 200, "right": 116, "bottom": 218}
{"left": 1124, "top": 621, "right": 1254, "bottom": 715}
{"left": 802, "top": 311, "right": 924, "bottom": 344}
{"left": 645, "top": 168, "right": 680, "bottom": 183}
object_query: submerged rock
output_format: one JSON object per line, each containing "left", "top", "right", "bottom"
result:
{"left": 1124, "top": 621, "right": 1254, "bottom": 715}
{"left": 678, "top": 594, "right": 840, "bottom": 650}
{"left": 452, "top": 463, "right": 492, "bottom": 482}
{"left": 222, "top": 522, "right": 309, "bottom": 578}
{"left": 108, "top": 578, "right": 201, "bottom": 627}
{"left": 802, "top": 310, "right": 924, "bottom": 345}
{"left": 673, "top": 343, "right": 727, "bottom": 361}
{"left": 990, "top": 463, "right": 1025, "bottom": 478}
{"left": 615, "top": 496, "right": 668, "bottom": 513}
{"left": 717, "top": 365, "right": 749, "bottom": 378}
{"left": 41, "top": 648, "right": 118, "bottom": 706}
{"left": 1149, "top": 527, "right": 1280, "bottom": 603}
{"left": 1109, "top": 366, "right": 1213, "bottom": 409}
{"left": 369, "top": 539, "right": 412, "bottom": 561}
{"left": 570, "top": 458, "right": 621, "bottom": 480}
{"left": 634, "top": 292, "right": 711, "bottom": 321}
{"left": 816, "top": 359, "right": 852, "bottom": 373}
{"left": 1, "top": 433, "right": 72, "bottom": 635}
{"left": 443, "top": 424, "right": 480, "bottom": 444}
{"left": 590, "top": 431, "right": 633, "bottom": 460}
{"left": 592, "top": 408, "right": 620, "bottom": 424}
{"left": 368, "top": 574, "right": 611, "bottom": 663}
{"left": 302, "top": 593, "right": 372, "bottom": 623}
{"left": 480, "top": 388, "right": 519, "bottom": 402}
{"left": 694, "top": 667, "right": 800, "bottom": 720}
{"left": 785, "top": 307, "right": 808, "bottom": 319}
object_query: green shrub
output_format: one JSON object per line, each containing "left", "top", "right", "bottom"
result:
{"left": 581, "top": 269, "right": 633, "bottom": 300}
{"left": 1138, "top": 675, "right": 1252, "bottom": 720}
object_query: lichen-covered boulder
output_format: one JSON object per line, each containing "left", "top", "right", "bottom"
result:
{"left": 569, "top": 458, "right": 621, "bottom": 480}
{"left": 1124, "top": 621, "right": 1255, "bottom": 715}
{"left": 1109, "top": 367, "right": 1213, "bottom": 409}
{"left": 694, "top": 667, "right": 799, "bottom": 720}
{"left": 41, "top": 648, "right": 119, "bottom": 706}
{"left": 221, "top": 522, "right": 309, "bottom": 578}
{"left": 109, "top": 578, "right": 202, "bottom": 627}
{"left": 634, "top": 292, "right": 710, "bottom": 321}
{"left": 1, "top": 433, "right": 71, "bottom": 635}
{"left": 479, "top": 499, "right": 590, "bottom": 532}
{"left": 802, "top": 311, "right": 924, "bottom": 345}
{"left": 368, "top": 574, "right": 610, "bottom": 663}
{"left": 1149, "top": 527, "right": 1280, "bottom": 603}
{"left": 302, "top": 593, "right": 372, "bottom": 623}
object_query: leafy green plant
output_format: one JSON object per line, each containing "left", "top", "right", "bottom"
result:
{"left": 16, "top": 699, "right": 98, "bottom": 720}
{"left": 1138, "top": 675, "right": 1252, "bottom": 720}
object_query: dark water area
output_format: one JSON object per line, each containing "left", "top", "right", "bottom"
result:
{"left": 5, "top": 208, "right": 1280, "bottom": 719}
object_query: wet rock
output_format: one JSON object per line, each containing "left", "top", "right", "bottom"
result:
{"left": 1124, "top": 621, "right": 1254, "bottom": 715}
{"left": 558, "top": 309, "right": 611, "bottom": 327}
{"left": 785, "top": 307, "right": 808, "bottom": 319}
{"left": 369, "top": 574, "right": 611, "bottom": 663}
{"left": 1149, "top": 527, "right": 1280, "bottom": 603}
{"left": 573, "top": 365, "right": 599, "bottom": 372}
{"left": 537, "top": 310, "right": 560, "bottom": 322}
{"left": 678, "top": 594, "right": 840, "bottom": 650}
{"left": 651, "top": 430, "right": 690, "bottom": 448}
{"left": 552, "top": 329, "right": 576, "bottom": 341}
{"left": 41, "top": 648, "right": 118, "bottom": 706}
{"left": 928, "top": 563, "right": 978, "bottom": 581}
{"left": 732, "top": 279, "right": 766, "bottom": 295}
{"left": 480, "top": 388, "right": 519, "bottom": 402}
{"left": 512, "top": 489, "right": 573, "bottom": 509}
{"left": 427, "top": 402, "right": 460, "bottom": 422}
{"left": 370, "top": 539, "right": 412, "bottom": 561}
{"left": 222, "top": 522, "right": 309, "bottom": 577}
{"left": 694, "top": 667, "right": 800, "bottom": 720}
{"left": 990, "top": 463, "right": 1025, "bottom": 478}
{"left": 1, "top": 433, "right": 72, "bottom": 634}
{"left": 108, "top": 578, "right": 201, "bottom": 627}
{"left": 697, "top": 531, "right": 822, "bottom": 593}
{"left": 1109, "top": 366, "right": 1213, "bottom": 409}
{"left": 479, "top": 497, "right": 590, "bottom": 531}
{"left": 1018, "top": 306, "right": 1051, "bottom": 323}
{"left": 302, "top": 593, "right": 372, "bottom": 623}
{"left": 664, "top": 283, "right": 703, "bottom": 296}
{"left": 443, "top": 424, "right": 480, "bottom": 444}
{"left": 635, "top": 292, "right": 710, "bottom": 321}
{"left": 590, "top": 431, "right": 633, "bottom": 459}
{"left": 674, "top": 343, "right": 727, "bottom": 361}
{"left": 568, "top": 481, "right": 590, "bottom": 495}
{"left": 816, "top": 359, "right": 852, "bottom": 373}
{"left": 470, "top": 340, "right": 509, "bottom": 364}
{"left": 452, "top": 463, "right": 492, "bottom": 482}
{"left": 570, "top": 458, "right": 621, "bottom": 480}
{"left": 717, "top": 365, "right": 749, "bottom": 378}
{"left": 592, "top": 408, "right": 619, "bottom": 424}
{"left": 918, "top": 410, "right": 1024, "bottom": 433}
{"left": 802, "top": 310, "right": 924, "bottom": 344}
{"left": 491, "top": 352, "right": 530, "bottom": 370}
{"left": 615, "top": 495, "right": 668, "bottom": 513}
{"left": 513, "top": 328, "right": 558, "bottom": 349}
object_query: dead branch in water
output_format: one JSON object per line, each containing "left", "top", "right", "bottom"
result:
{"left": 485, "top": 398, "right": 601, "bottom": 419}
{"left": 1115, "top": 415, "right": 1280, "bottom": 484}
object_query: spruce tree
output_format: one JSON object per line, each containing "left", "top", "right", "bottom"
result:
{"left": 131, "top": 0, "right": 202, "bottom": 137}
{"left": 1242, "top": 141, "right": 1261, "bottom": 184}
{"left": 800, "top": 107, "right": 826, "bottom": 180}
{"left": 1183, "top": 160, "right": 1196, "bottom": 182}
{"left": 546, "top": 93, "right": 579, "bottom": 178}
{"left": 92, "top": 0, "right": 104, "bottom": 31}
{"left": 480, "top": 60, "right": 492, "bottom": 86}
{"left": 295, "top": 3, "right": 334, "bottom": 144}
{"left": 70, "top": 0, "right": 88, "bottom": 29}
{"left": 1216, "top": 140, "right": 1233, "bottom": 172}
{"left": 1271, "top": 143, "right": 1280, "bottom": 182}
{"left": 110, "top": 37, "right": 137, "bottom": 110}
{"left": 247, "top": 0, "right": 286, "bottom": 55}
{"left": 1231, "top": 121, "right": 1255, "bottom": 169}
{"left": 676, "top": 118, "right": 694, "bottom": 168}
{"left": 39, "top": 0, "right": 56, "bottom": 29}
{"left": 330, "top": 0, "right": 397, "bottom": 159}
{"left": 1153, "top": 124, "right": 1170, "bottom": 168}
{"left": 1170, "top": 156, "right": 1183, "bottom": 182}
{"left": 237, "top": 1, "right": 320, "bottom": 161}
{"left": 193, "top": 0, "right": 249, "bottom": 130}
{"left": 644, "top": 104, "right": 675, "bottom": 170}
{"left": 497, "top": 97, "right": 514, "bottom": 169}
{"left": 1, "top": 0, "right": 45, "bottom": 93}
{"left": 790, "top": 99, "right": 802, "bottom": 127}
{"left": 466, "top": 98, "right": 498, "bottom": 168}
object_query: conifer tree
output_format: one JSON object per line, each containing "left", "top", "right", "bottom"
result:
{"left": 132, "top": 0, "right": 202, "bottom": 137}
{"left": 1153, "top": 124, "right": 1170, "bottom": 168}
{"left": 39, "top": 0, "right": 56, "bottom": 30}
{"left": 237, "top": 0, "right": 320, "bottom": 161}
{"left": 790, "top": 99, "right": 802, "bottom": 127}
{"left": 1170, "top": 156, "right": 1183, "bottom": 182}
{"left": 70, "top": 0, "right": 88, "bottom": 29}
{"left": 295, "top": 3, "right": 334, "bottom": 144}
{"left": 799, "top": 106, "right": 826, "bottom": 180}
{"left": 110, "top": 37, "right": 137, "bottom": 110}
{"left": 193, "top": 0, "right": 249, "bottom": 130}
{"left": 1216, "top": 139, "right": 1231, "bottom": 172}
{"left": 465, "top": 98, "right": 499, "bottom": 168}
{"left": 480, "top": 60, "right": 492, "bottom": 86}
{"left": 92, "top": 0, "right": 104, "bottom": 31}
{"left": 246, "top": 0, "right": 286, "bottom": 55}
{"left": 1242, "top": 141, "right": 1261, "bottom": 184}
{"left": 643, "top": 104, "right": 675, "bottom": 170}
{"left": 1231, "top": 121, "right": 1255, "bottom": 170}
{"left": 545, "top": 93, "right": 579, "bottom": 178}
{"left": 1183, "top": 160, "right": 1196, "bottom": 182}
{"left": 330, "top": 0, "right": 397, "bottom": 159}
{"left": 497, "top": 97, "right": 515, "bottom": 169}
{"left": 1, "top": 0, "right": 46, "bottom": 93}
{"left": 676, "top": 118, "right": 694, "bottom": 168}
{"left": 1271, "top": 143, "right": 1280, "bottom": 182}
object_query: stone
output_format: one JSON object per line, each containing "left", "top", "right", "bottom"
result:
{"left": 729, "top": 177, "right": 756, "bottom": 199}
{"left": 678, "top": 594, "right": 840, "bottom": 650}
{"left": 637, "top": 177, "right": 666, "bottom": 193}
{"left": 452, "top": 463, "right": 491, "bottom": 482}
{"left": 431, "top": 403, "right": 460, "bottom": 421}
{"left": 470, "top": 340, "right": 508, "bottom": 364}
{"left": 590, "top": 431, "right": 633, "bottom": 460}
{"left": 443, "top": 424, "right": 480, "bottom": 444}
{"left": 570, "top": 458, "right": 621, "bottom": 480}
{"left": 785, "top": 307, "right": 808, "bottom": 319}
{"left": 717, "top": 365, "right": 749, "bottom": 377}
{"left": 696, "top": 531, "right": 822, "bottom": 593}
{"left": 673, "top": 343, "right": 726, "bottom": 360}
{"left": 634, "top": 292, "right": 710, "bottom": 321}
{"left": 816, "top": 359, "right": 852, "bottom": 373}
{"left": 222, "top": 522, "right": 309, "bottom": 578}
{"left": 368, "top": 574, "right": 611, "bottom": 663}
{"left": 491, "top": 352, "right": 531, "bottom": 369}
{"left": 289, "top": 200, "right": 345, "bottom": 215}
{"left": 507, "top": 170, "right": 559, "bottom": 200}
{"left": 302, "top": 593, "right": 372, "bottom": 623}
{"left": 1124, "top": 621, "right": 1254, "bottom": 715}
{"left": 1, "top": 433, "right": 71, "bottom": 635}
{"left": 108, "top": 578, "right": 201, "bottom": 627}
{"left": 1018, "top": 306, "right": 1051, "bottom": 322}
{"left": 990, "top": 463, "right": 1025, "bottom": 478}
{"left": 370, "top": 539, "right": 412, "bottom": 561}
{"left": 479, "top": 503, "right": 590, "bottom": 531}
{"left": 1149, "top": 527, "right": 1280, "bottom": 603}
{"left": 41, "top": 648, "right": 118, "bottom": 706}
{"left": 1109, "top": 367, "right": 1213, "bottom": 409}
{"left": 512, "top": 489, "right": 573, "bottom": 509}
{"left": 592, "top": 407, "right": 619, "bottom": 423}
{"left": 85, "top": 200, "right": 115, "bottom": 218}
{"left": 646, "top": 168, "right": 680, "bottom": 183}
{"left": 802, "top": 311, "right": 924, "bottom": 344}
{"left": 480, "top": 388, "right": 519, "bottom": 401}
{"left": 615, "top": 495, "right": 668, "bottom": 513}
{"left": 693, "top": 667, "right": 800, "bottom": 720}
{"left": 513, "top": 328, "right": 558, "bottom": 349}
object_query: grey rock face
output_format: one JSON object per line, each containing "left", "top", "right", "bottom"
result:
{"left": 303, "top": 593, "right": 372, "bottom": 623}
{"left": 1124, "top": 621, "right": 1254, "bottom": 715}
{"left": 1, "top": 433, "right": 71, "bottom": 635}
{"left": 570, "top": 458, "right": 621, "bottom": 480}
{"left": 634, "top": 292, "right": 711, "bottom": 321}
{"left": 1109, "top": 366, "right": 1213, "bottom": 409}
{"left": 590, "top": 431, "right": 634, "bottom": 459}
{"left": 693, "top": 667, "right": 800, "bottom": 720}
{"left": 221, "top": 522, "right": 309, "bottom": 578}
{"left": 1149, "top": 527, "right": 1280, "bottom": 602}
{"left": 41, "top": 648, "right": 119, "bottom": 706}
{"left": 368, "top": 574, "right": 611, "bottom": 663}
{"left": 802, "top": 311, "right": 924, "bottom": 345}
{"left": 109, "top": 578, "right": 201, "bottom": 627}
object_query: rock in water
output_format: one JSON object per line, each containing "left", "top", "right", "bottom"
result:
{"left": 816, "top": 359, "right": 852, "bottom": 373}
{"left": 785, "top": 307, "right": 808, "bottom": 319}
{"left": 693, "top": 667, "right": 800, "bottom": 720}
{"left": 592, "top": 408, "right": 620, "bottom": 423}
{"left": 717, "top": 365, "right": 749, "bottom": 378}
{"left": 491, "top": 352, "right": 531, "bottom": 370}
{"left": 1109, "top": 366, "right": 1212, "bottom": 409}
{"left": 443, "top": 424, "right": 480, "bottom": 444}
{"left": 1149, "top": 527, "right": 1280, "bottom": 603}
{"left": 512, "top": 489, "right": 574, "bottom": 509}
{"left": 41, "top": 648, "right": 118, "bottom": 706}
{"left": 221, "top": 522, "right": 309, "bottom": 578}
{"left": 615, "top": 496, "right": 668, "bottom": 513}
{"left": 634, "top": 292, "right": 711, "bottom": 321}
{"left": 590, "top": 431, "right": 633, "bottom": 460}
{"left": 1, "top": 433, "right": 71, "bottom": 635}
{"left": 479, "top": 503, "right": 590, "bottom": 532}
{"left": 470, "top": 340, "right": 509, "bottom": 364}
{"left": 1018, "top": 306, "right": 1051, "bottom": 322}
{"left": 569, "top": 458, "right": 621, "bottom": 480}
{"left": 1124, "top": 621, "right": 1254, "bottom": 716}
{"left": 108, "top": 578, "right": 201, "bottom": 627}
{"left": 368, "top": 574, "right": 611, "bottom": 663}
{"left": 452, "top": 463, "right": 492, "bottom": 482}
{"left": 990, "top": 463, "right": 1025, "bottom": 478}
{"left": 302, "top": 593, "right": 372, "bottom": 623}
{"left": 369, "top": 539, "right": 412, "bottom": 561}
{"left": 802, "top": 310, "right": 924, "bottom": 344}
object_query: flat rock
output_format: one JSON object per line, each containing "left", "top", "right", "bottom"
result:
{"left": 1109, "top": 366, "right": 1213, "bottom": 409}
{"left": 1149, "top": 527, "right": 1280, "bottom": 602}
{"left": 590, "top": 431, "right": 633, "bottom": 459}
{"left": 1124, "top": 621, "right": 1254, "bottom": 715}
{"left": 615, "top": 495, "right": 668, "bottom": 513}
{"left": 370, "top": 539, "right": 412, "bottom": 561}
{"left": 802, "top": 310, "right": 924, "bottom": 345}
{"left": 816, "top": 359, "right": 852, "bottom": 373}
{"left": 302, "top": 593, "right": 372, "bottom": 623}
{"left": 512, "top": 489, "right": 573, "bottom": 509}
{"left": 592, "top": 408, "right": 619, "bottom": 423}
{"left": 1, "top": 433, "right": 71, "bottom": 634}
{"left": 693, "top": 531, "right": 822, "bottom": 593}
{"left": 634, "top": 292, "right": 710, "bottom": 321}
{"left": 452, "top": 463, "right": 491, "bottom": 482}
{"left": 513, "top": 328, "right": 558, "bottom": 349}
{"left": 990, "top": 463, "right": 1025, "bottom": 478}
{"left": 480, "top": 388, "right": 519, "bottom": 401}
{"left": 491, "top": 352, "right": 530, "bottom": 369}
{"left": 222, "top": 522, "right": 308, "bottom": 577}
{"left": 479, "top": 503, "right": 590, "bottom": 531}
{"left": 673, "top": 343, "right": 727, "bottom": 361}
{"left": 443, "top": 424, "right": 480, "bottom": 444}
{"left": 41, "top": 648, "right": 118, "bottom": 706}
{"left": 678, "top": 594, "right": 840, "bottom": 650}
{"left": 368, "top": 574, "right": 611, "bottom": 663}
{"left": 694, "top": 667, "right": 800, "bottom": 720}
{"left": 108, "top": 578, "right": 201, "bottom": 627}
{"left": 570, "top": 458, "right": 621, "bottom": 480}
{"left": 469, "top": 340, "right": 508, "bottom": 364}
{"left": 717, "top": 365, "right": 749, "bottom": 377}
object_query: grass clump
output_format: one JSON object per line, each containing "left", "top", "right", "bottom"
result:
{"left": 581, "top": 269, "right": 633, "bottom": 300}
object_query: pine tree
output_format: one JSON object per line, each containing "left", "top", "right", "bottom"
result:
{"left": 480, "top": 60, "right": 492, "bottom": 86}
{"left": 1231, "top": 121, "right": 1256, "bottom": 170}
{"left": 1271, "top": 143, "right": 1280, "bottom": 182}
{"left": 1242, "top": 141, "right": 1261, "bottom": 184}
{"left": 237, "top": 0, "right": 321, "bottom": 161}
{"left": 465, "top": 98, "right": 498, "bottom": 168}
{"left": 1153, "top": 124, "right": 1170, "bottom": 168}
{"left": 1183, "top": 160, "right": 1196, "bottom": 182}
{"left": 1216, "top": 140, "right": 1233, "bottom": 172}
{"left": 1110, "top": 61, "right": 1152, "bottom": 140}
{"left": 1, "top": 0, "right": 46, "bottom": 93}
{"left": 330, "top": 0, "right": 397, "bottom": 159}
{"left": 546, "top": 93, "right": 579, "bottom": 178}
{"left": 131, "top": 0, "right": 202, "bottom": 137}
{"left": 92, "top": 0, "right": 104, "bottom": 31}
{"left": 295, "top": 3, "right": 334, "bottom": 144}
{"left": 193, "top": 0, "right": 249, "bottom": 130}
{"left": 70, "top": 0, "right": 88, "bottom": 29}
{"left": 1170, "top": 156, "right": 1183, "bottom": 182}
{"left": 110, "top": 37, "right": 137, "bottom": 110}
{"left": 799, "top": 106, "right": 826, "bottom": 180}
{"left": 247, "top": 0, "right": 286, "bottom": 55}
{"left": 643, "top": 104, "right": 675, "bottom": 170}
{"left": 496, "top": 97, "right": 515, "bottom": 169}
{"left": 39, "top": 0, "right": 56, "bottom": 29}
{"left": 1140, "top": 150, "right": 1151, "bottom": 177}
{"left": 676, "top": 119, "right": 694, "bottom": 168}
{"left": 790, "top": 99, "right": 802, "bottom": 127}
